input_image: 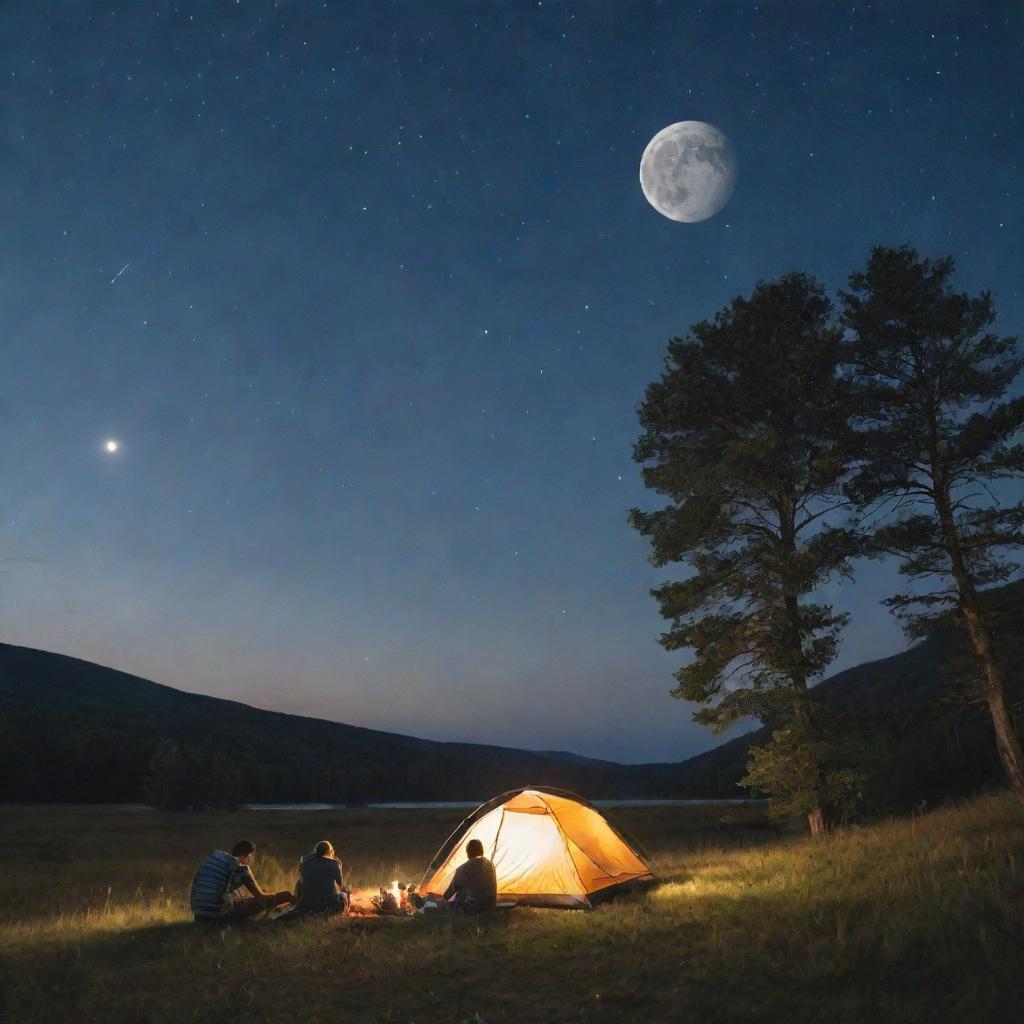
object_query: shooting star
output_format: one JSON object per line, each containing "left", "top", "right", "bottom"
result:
{"left": 110, "top": 261, "right": 132, "bottom": 285}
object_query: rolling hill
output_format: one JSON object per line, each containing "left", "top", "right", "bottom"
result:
{"left": 1, "top": 579, "right": 1020, "bottom": 807}
{"left": 0, "top": 642, "right": 683, "bottom": 804}
{"left": 664, "top": 580, "right": 1024, "bottom": 809}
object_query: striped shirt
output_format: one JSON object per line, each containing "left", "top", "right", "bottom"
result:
{"left": 190, "top": 851, "right": 253, "bottom": 918}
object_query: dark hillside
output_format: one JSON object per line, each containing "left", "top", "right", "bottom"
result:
{"left": 2, "top": 579, "right": 1020, "bottom": 807}
{"left": 0, "top": 644, "right": 677, "bottom": 803}
{"left": 664, "top": 579, "right": 1024, "bottom": 809}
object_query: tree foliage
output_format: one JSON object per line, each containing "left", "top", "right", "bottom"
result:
{"left": 143, "top": 740, "right": 242, "bottom": 810}
{"left": 741, "top": 717, "right": 865, "bottom": 826}
{"left": 632, "top": 273, "right": 860, "bottom": 830}
{"left": 842, "top": 244, "right": 1024, "bottom": 796}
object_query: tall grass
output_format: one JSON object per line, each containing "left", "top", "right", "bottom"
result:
{"left": 0, "top": 796, "right": 1021, "bottom": 1023}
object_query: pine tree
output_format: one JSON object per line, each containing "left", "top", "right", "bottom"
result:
{"left": 632, "top": 273, "right": 858, "bottom": 833}
{"left": 842, "top": 244, "right": 1024, "bottom": 798}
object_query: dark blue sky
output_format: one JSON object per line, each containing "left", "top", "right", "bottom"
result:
{"left": 3, "top": 1, "right": 1021, "bottom": 762}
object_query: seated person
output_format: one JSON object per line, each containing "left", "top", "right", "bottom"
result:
{"left": 442, "top": 838, "right": 497, "bottom": 913}
{"left": 293, "top": 839, "right": 349, "bottom": 916}
{"left": 190, "top": 839, "right": 294, "bottom": 922}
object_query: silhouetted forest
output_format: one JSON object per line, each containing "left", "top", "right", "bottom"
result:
{"left": 669, "top": 581, "right": 1024, "bottom": 812}
{"left": 1, "top": 579, "right": 1021, "bottom": 810}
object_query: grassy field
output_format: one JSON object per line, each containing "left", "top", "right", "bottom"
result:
{"left": 1, "top": 795, "right": 1022, "bottom": 1023}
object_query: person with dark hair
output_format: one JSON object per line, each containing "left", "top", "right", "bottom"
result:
{"left": 442, "top": 838, "right": 497, "bottom": 913}
{"left": 293, "top": 839, "right": 349, "bottom": 916}
{"left": 190, "top": 840, "right": 294, "bottom": 922}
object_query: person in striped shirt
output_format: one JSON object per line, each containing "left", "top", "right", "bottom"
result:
{"left": 190, "top": 839, "right": 294, "bottom": 922}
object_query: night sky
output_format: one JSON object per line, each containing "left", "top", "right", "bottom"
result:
{"left": 3, "top": 1, "right": 1022, "bottom": 763}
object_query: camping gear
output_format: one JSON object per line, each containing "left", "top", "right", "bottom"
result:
{"left": 420, "top": 787, "right": 657, "bottom": 909}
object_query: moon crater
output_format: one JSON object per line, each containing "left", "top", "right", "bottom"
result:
{"left": 640, "top": 121, "right": 737, "bottom": 223}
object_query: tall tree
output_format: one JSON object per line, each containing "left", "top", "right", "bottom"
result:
{"left": 631, "top": 274, "right": 858, "bottom": 833}
{"left": 842, "top": 245, "right": 1024, "bottom": 798}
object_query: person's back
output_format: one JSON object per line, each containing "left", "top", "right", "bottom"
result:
{"left": 190, "top": 849, "right": 249, "bottom": 919}
{"left": 190, "top": 840, "right": 294, "bottom": 922}
{"left": 444, "top": 839, "right": 497, "bottom": 913}
{"left": 294, "top": 840, "right": 346, "bottom": 915}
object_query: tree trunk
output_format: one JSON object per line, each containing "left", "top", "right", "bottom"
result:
{"left": 987, "top": 679, "right": 1024, "bottom": 796}
{"left": 933, "top": 479, "right": 1024, "bottom": 800}
{"left": 807, "top": 807, "right": 827, "bottom": 836}
{"left": 780, "top": 493, "right": 832, "bottom": 833}
{"left": 958, "top": 598, "right": 1024, "bottom": 798}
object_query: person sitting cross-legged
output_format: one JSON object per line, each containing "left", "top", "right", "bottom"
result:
{"left": 293, "top": 840, "right": 349, "bottom": 917}
{"left": 190, "top": 839, "right": 294, "bottom": 922}
{"left": 443, "top": 838, "right": 497, "bottom": 914}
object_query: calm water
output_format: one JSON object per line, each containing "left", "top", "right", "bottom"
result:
{"left": 237, "top": 799, "right": 766, "bottom": 811}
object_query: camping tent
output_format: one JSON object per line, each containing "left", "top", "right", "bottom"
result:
{"left": 420, "top": 787, "right": 656, "bottom": 909}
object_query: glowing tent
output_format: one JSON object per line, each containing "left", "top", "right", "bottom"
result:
{"left": 420, "top": 787, "right": 656, "bottom": 909}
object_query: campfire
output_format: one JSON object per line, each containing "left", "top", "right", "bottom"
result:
{"left": 349, "top": 879, "right": 425, "bottom": 917}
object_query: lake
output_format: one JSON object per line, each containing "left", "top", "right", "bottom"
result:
{"left": 238, "top": 799, "right": 767, "bottom": 811}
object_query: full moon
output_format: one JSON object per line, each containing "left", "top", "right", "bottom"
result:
{"left": 639, "top": 121, "right": 737, "bottom": 223}
{"left": 104, "top": 439, "right": 120, "bottom": 453}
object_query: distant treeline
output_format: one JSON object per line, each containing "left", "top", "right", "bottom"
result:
{"left": 1, "top": 582, "right": 1020, "bottom": 811}
{"left": 0, "top": 641, "right": 682, "bottom": 807}
{"left": 648, "top": 584, "right": 1022, "bottom": 816}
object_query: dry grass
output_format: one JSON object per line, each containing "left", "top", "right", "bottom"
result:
{"left": 0, "top": 796, "right": 1022, "bottom": 1023}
